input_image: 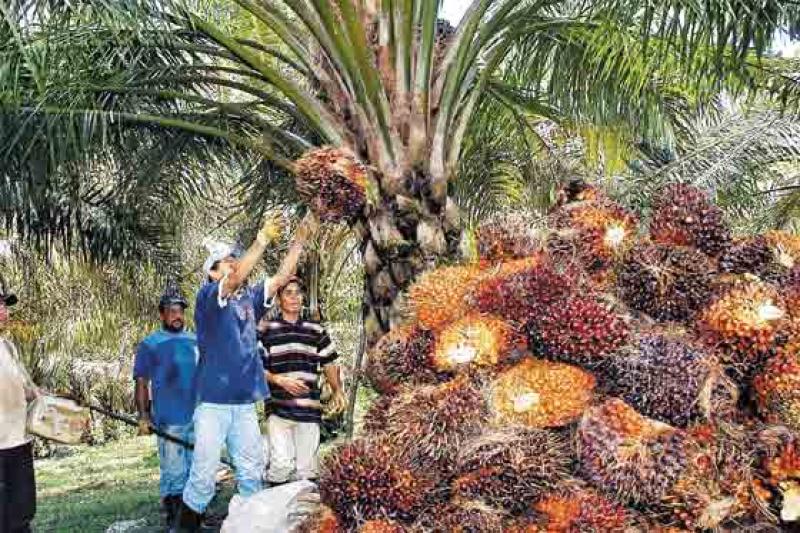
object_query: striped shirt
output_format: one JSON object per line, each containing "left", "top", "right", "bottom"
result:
{"left": 258, "top": 317, "right": 338, "bottom": 423}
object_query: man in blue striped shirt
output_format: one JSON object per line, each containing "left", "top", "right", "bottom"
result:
{"left": 258, "top": 276, "right": 344, "bottom": 485}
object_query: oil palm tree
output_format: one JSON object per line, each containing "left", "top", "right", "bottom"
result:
{"left": 3, "top": 0, "right": 800, "bottom": 343}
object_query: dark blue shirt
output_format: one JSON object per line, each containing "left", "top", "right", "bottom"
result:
{"left": 133, "top": 329, "right": 199, "bottom": 427}
{"left": 194, "top": 280, "right": 269, "bottom": 404}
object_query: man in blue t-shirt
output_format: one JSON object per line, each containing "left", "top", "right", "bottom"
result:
{"left": 177, "top": 212, "right": 318, "bottom": 531}
{"left": 133, "top": 287, "right": 197, "bottom": 527}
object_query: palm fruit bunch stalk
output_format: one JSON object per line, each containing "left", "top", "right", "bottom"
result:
{"left": 382, "top": 376, "right": 488, "bottom": 471}
{"left": 319, "top": 437, "right": 434, "bottom": 526}
{"left": 450, "top": 427, "right": 571, "bottom": 514}
{"left": 660, "top": 423, "right": 769, "bottom": 530}
{"left": 488, "top": 358, "right": 595, "bottom": 429}
{"left": 294, "top": 147, "right": 368, "bottom": 223}
{"left": 607, "top": 334, "right": 726, "bottom": 427}
{"left": 410, "top": 501, "right": 505, "bottom": 532}
{"left": 616, "top": 242, "right": 714, "bottom": 322}
{"left": 548, "top": 198, "right": 638, "bottom": 274}
{"left": 529, "top": 295, "right": 629, "bottom": 369}
{"left": 359, "top": 519, "right": 405, "bottom": 533}
{"left": 754, "top": 337, "right": 800, "bottom": 431}
{"left": 474, "top": 211, "right": 543, "bottom": 265}
{"left": 698, "top": 279, "right": 788, "bottom": 366}
{"left": 577, "top": 399, "right": 689, "bottom": 505}
{"left": 505, "top": 482, "right": 634, "bottom": 532}
{"left": 407, "top": 265, "right": 483, "bottom": 331}
{"left": 364, "top": 325, "right": 440, "bottom": 395}
{"left": 469, "top": 260, "right": 577, "bottom": 329}
{"left": 648, "top": 183, "right": 731, "bottom": 256}
{"left": 430, "top": 314, "right": 523, "bottom": 374}
{"left": 760, "top": 430, "right": 800, "bottom": 523}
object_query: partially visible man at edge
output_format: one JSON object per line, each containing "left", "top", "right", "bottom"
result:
{"left": 0, "top": 279, "right": 39, "bottom": 533}
{"left": 133, "top": 286, "right": 197, "bottom": 527}
{"left": 175, "top": 212, "right": 319, "bottom": 532}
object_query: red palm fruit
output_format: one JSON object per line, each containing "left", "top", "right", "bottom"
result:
{"left": 649, "top": 183, "right": 731, "bottom": 255}
{"left": 359, "top": 519, "right": 405, "bottom": 533}
{"left": 450, "top": 427, "right": 571, "bottom": 514}
{"left": 754, "top": 333, "right": 800, "bottom": 431}
{"left": 698, "top": 280, "right": 788, "bottom": 364}
{"left": 578, "top": 399, "right": 689, "bottom": 505}
{"left": 661, "top": 423, "right": 766, "bottom": 530}
{"left": 319, "top": 437, "right": 435, "bottom": 525}
{"left": 294, "top": 147, "right": 368, "bottom": 223}
{"left": 410, "top": 501, "right": 505, "bottom": 533}
{"left": 361, "top": 394, "right": 394, "bottom": 435}
{"left": 530, "top": 295, "right": 629, "bottom": 368}
{"left": 475, "top": 211, "right": 543, "bottom": 265}
{"left": 616, "top": 242, "right": 714, "bottom": 323}
{"left": 365, "top": 325, "right": 440, "bottom": 395}
{"left": 488, "top": 358, "right": 596, "bottom": 429}
{"left": 383, "top": 376, "right": 488, "bottom": 471}
{"left": 532, "top": 484, "right": 633, "bottom": 532}
{"left": 431, "top": 314, "right": 523, "bottom": 374}
{"left": 470, "top": 260, "right": 578, "bottom": 328}
{"left": 407, "top": 265, "right": 483, "bottom": 331}
{"left": 294, "top": 505, "right": 341, "bottom": 533}
{"left": 757, "top": 430, "right": 800, "bottom": 523}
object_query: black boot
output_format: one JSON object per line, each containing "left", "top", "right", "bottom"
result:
{"left": 164, "top": 495, "right": 181, "bottom": 527}
{"left": 172, "top": 501, "right": 202, "bottom": 533}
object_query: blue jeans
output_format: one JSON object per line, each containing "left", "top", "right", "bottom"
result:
{"left": 157, "top": 423, "right": 194, "bottom": 498}
{"left": 182, "top": 403, "right": 264, "bottom": 513}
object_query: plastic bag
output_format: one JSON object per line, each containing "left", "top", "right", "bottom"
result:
{"left": 221, "top": 480, "right": 320, "bottom": 533}
{"left": 26, "top": 396, "right": 90, "bottom": 445}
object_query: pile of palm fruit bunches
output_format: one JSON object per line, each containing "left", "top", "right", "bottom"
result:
{"left": 293, "top": 149, "right": 800, "bottom": 532}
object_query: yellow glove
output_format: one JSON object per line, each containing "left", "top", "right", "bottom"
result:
{"left": 257, "top": 212, "right": 284, "bottom": 246}
{"left": 137, "top": 416, "right": 152, "bottom": 436}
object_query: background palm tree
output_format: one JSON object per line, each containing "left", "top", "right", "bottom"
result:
{"left": 3, "top": 0, "right": 800, "bottom": 345}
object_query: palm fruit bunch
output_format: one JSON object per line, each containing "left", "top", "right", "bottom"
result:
{"left": 294, "top": 146, "right": 368, "bottom": 223}
{"left": 382, "top": 376, "right": 488, "bottom": 471}
{"left": 719, "top": 236, "right": 787, "bottom": 282}
{"left": 760, "top": 432, "right": 800, "bottom": 522}
{"left": 470, "top": 260, "right": 577, "bottom": 328}
{"left": 410, "top": 501, "right": 505, "bottom": 533}
{"left": 526, "top": 484, "right": 634, "bottom": 532}
{"left": 430, "top": 314, "right": 522, "bottom": 374}
{"left": 475, "top": 211, "right": 543, "bottom": 265}
{"left": 488, "top": 358, "right": 595, "bottom": 428}
{"left": 649, "top": 183, "right": 731, "bottom": 255}
{"left": 319, "top": 437, "right": 434, "bottom": 526}
{"left": 698, "top": 279, "right": 788, "bottom": 364}
{"left": 548, "top": 199, "right": 638, "bottom": 272}
{"left": 359, "top": 519, "right": 405, "bottom": 533}
{"left": 552, "top": 179, "right": 607, "bottom": 208}
{"left": 661, "top": 423, "right": 767, "bottom": 530}
{"left": 529, "top": 295, "right": 629, "bottom": 369}
{"left": 616, "top": 242, "right": 714, "bottom": 322}
{"left": 607, "top": 334, "right": 720, "bottom": 427}
{"left": 450, "top": 427, "right": 571, "bottom": 513}
{"left": 407, "top": 265, "right": 483, "bottom": 331}
{"left": 578, "top": 399, "right": 689, "bottom": 505}
{"left": 754, "top": 347, "right": 800, "bottom": 431}
{"left": 365, "top": 325, "right": 440, "bottom": 395}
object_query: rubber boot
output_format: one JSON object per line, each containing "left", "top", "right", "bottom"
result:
{"left": 172, "top": 501, "right": 202, "bottom": 533}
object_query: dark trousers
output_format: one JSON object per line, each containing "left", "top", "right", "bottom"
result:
{"left": 0, "top": 441, "right": 36, "bottom": 533}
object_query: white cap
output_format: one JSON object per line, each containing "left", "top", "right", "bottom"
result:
{"left": 202, "top": 240, "right": 236, "bottom": 276}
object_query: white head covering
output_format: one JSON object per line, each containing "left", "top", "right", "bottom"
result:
{"left": 202, "top": 240, "right": 236, "bottom": 277}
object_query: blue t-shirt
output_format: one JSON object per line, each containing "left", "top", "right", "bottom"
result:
{"left": 133, "top": 329, "right": 199, "bottom": 427}
{"left": 194, "top": 280, "right": 269, "bottom": 404}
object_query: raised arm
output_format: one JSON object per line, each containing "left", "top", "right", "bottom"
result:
{"left": 221, "top": 212, "right": 284, "bottom": 298}
{"left": 266, "top": 212, "right": 320, "bottom": 298}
